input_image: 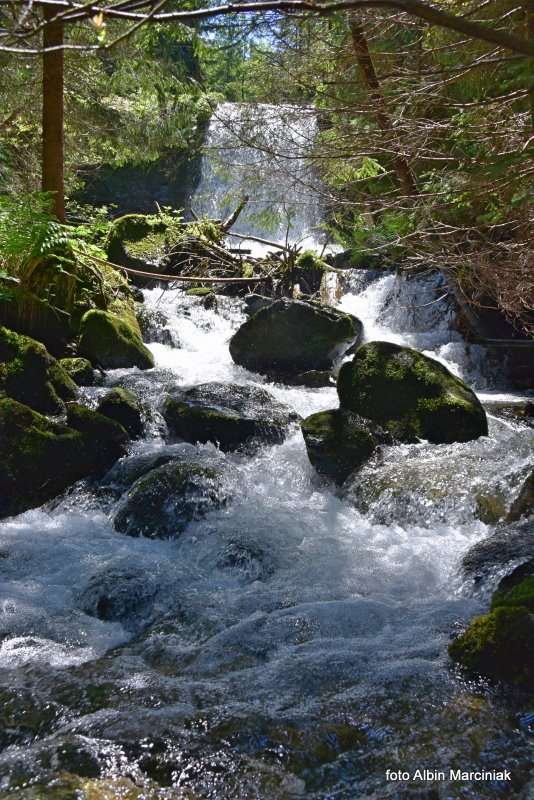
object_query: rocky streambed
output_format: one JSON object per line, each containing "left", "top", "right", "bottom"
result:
{"left": 0, "top": 271, "right": 533, "bottom": 799}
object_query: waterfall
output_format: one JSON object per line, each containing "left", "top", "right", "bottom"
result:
{"left": 192, "top": 102, "right": 326, "bottom": 254}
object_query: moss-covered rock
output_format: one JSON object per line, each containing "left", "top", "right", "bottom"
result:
{"left": 58, "top": 357, "right": 95, "bottom": 386}
{"left": 0, "top": 398, "right": 127, "bottom": 518}
{"left": 337, "top": 341, "right": 487, "bottom": 444}
{"left": 78, "top": 309, "right": 154, "bottom": 370}
{"left": 96, "top": 387, "right": 143, "bottom": 438}
{"left": 0, "top": 326, "right": 77, "bottom": 414}
{"left": 491, "top": 576, "right": 534, "bottom": 613}
{"left": 229, "top": 299, "right": 362, "bottom": 378}
{"left": 163, "top": 382, "right": 298, "bottom": 451}
{"left": 507, "top": 469, "right": 534, "bottom": 522}
{"left": 106, "top": 213, "right": 169, "bottom": 270}
{"left": 114, "top": 461, "right": 228, "bottom": 539}
{"left": 448, "top": 604, "right": 534, "bottom": 687}
{"left": 186, "top": 286, "right": 214, "bottom": 297}
{"left": 301, "top": 409, "right": 391, "bottom": 484}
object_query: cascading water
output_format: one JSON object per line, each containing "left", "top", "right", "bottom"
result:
{"left": 1, "top": 147, "right": 534, "bottom": 795}
{"left": 192, "top": 103, "right": 326, "bottom": 254}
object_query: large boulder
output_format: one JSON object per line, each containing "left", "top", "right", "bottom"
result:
{"left": 449, "top": 577, "right": 534, "bottom": 687}
{"left": 301, "top": 409, "right": 392, "bottom": 484}
{"left": 114, "top": 461, "right": 228, "bottom": 539}
{"left": 97, "top": 387, "right": 143, "bottom": 438}
{"left": 337, "top": 341, "right": 487, "bottom": 443}
{"left": 163, "top": 382, "right": 299, "bottom": 451}
{"left": 78, "top": 309, "right": 154, "bottom": 370}
{"left": 0, "top": 326, "right": 77, "bottom": 414}
{"left": 229, "top": 299, "right": 362, "bottom": 378}
{"left": 0, "top": 398, "right": 127, "bottom": 518}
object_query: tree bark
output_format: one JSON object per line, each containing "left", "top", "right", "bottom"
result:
{"left": 42, "top": 4, "right": 65, "bottom": 221}
{"left": 349, "top": 15, "right": 417, "bottom": 197}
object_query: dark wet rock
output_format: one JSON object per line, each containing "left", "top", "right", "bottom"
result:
{"left": 486, "top": 400, "right": 534, "bottom": 428}
{"left": 79, "top": 309, "right": 154, "bottom": 370}
{"left": 202, "top": 292, "right": 218, "bottom": 311}
{"left": 163, "top": 382, "right": 299, "bottom": 451}
{"left": 229, "top": 298, "right": 362, "bottom": 378}
{"left": 216, "top": 541, "right": 275, "bottom": 582}
{"left": 462, "top": 519, "right": 534, "bottom": 584}
{"left": 290, "top": 370, "right": 334, "bottom": 388}
{"left": 0, "top": 326, "right": 77, "bottom": 414}
{"left": 243, "top": 294, "right": 273, "bottom": 317}
{"left": 137, "top": 306, "right": 176, "bottom": 347}
{"left": 77, "top": 568, "right": 157, "bottom": 628}
{"left": 301, "top": 409, "right": 392, "bottom": 484}
{"left": 0, "top": 398, "right": 127, "bottom": 518}
{"left": 101, "top": 450, "right": 183, "bottom": 494}
{"left": 97, "top": 387, "right": 143, "bottom": 438}
{"left": 337, "top": 340, "right": 488, "bottom": 444}
{"left": 114, "top": 461, "right": 228, "bottom": 539}
{"left": 507, "top": 469, "right": 534, "bottom": 523}
{"left": 58, "top": 357, "right": 95, "bottom": 386}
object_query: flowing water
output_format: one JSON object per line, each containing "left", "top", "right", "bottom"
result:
{"left": 1, "top": 271, "right": 533, "bottom": 799}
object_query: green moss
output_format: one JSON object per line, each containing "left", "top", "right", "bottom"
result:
{"left": 185, "top": 286, "right": 214, "bottom": 297}
{"left": 295, "top": 250, "right": 329, "bottom": 272}
{"left": 58, "top": 357, "right": 94, "bottom": 386}
{"left": 0, "top": 325, "right": 77, "bottom": 414}
{"left": 78, "top": 309, "right": 154, "bottom": 370}
{"left": 106, "top": 214, "right": 168, "bottom": 268}
{"left": 491, "top": 576, "right": 534, "bottom": 612}
{"left": 449, "top": 605, "right": 534, "bottom": 687}
{"left": 337, "top": 341, "right": 487, "bottom": 444}
{"left": 241, "top": 262, "right": 255, "bottom": 278}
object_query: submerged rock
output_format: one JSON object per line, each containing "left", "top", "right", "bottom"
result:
{"left": 79, "top": 309, "right": 154, "bottom": 370}
{"left": 216, "top": 540, "right": 275, "bottom": 582}
{"left": 301, "top": 409, "right": 391, "bottom": 484}
{"left": 77, "top": 568, "right": 157, "bottom": 628}
{"left": 0, "top": 398, "right": 127, "bottom": 518}
{"left": 97, "top": 387, "right": 143, "bottom": 438}
{"left": 462, "top": 520, "right": 534, "bottom": 583}
{"left": 449, "top": 577, "right": 534, "bottom": 687}
{"left": 163, "top": 382, "right": 298, "bottom": 451}
{"left": 0, "top": 326, "right": 77, "bottom": 414}
{"left": 114, "top": 461, "right": 228, "bottom": 539}
{"left": 229, "top": 299, "right": 361, "bottom": 378}
{"left": 100, "top": 450, "right": 183, "bottom": 495}
{"left": 58, "top": 357, "right": 95, "bottom": 386}
{"left": 137, "top": 306, "right": 176, "bottom": 347}
{"left": 337, "top": 341, "right": 487, "bottom": 444}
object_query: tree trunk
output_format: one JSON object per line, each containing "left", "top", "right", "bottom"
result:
{"left": 42, "top": 4, "right": 65, "bottom": 221}
{"left": 349, "top": 16, "right": 418, "bottom": 197}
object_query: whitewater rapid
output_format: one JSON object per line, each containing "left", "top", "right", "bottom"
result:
{"left": 0, "top": 272, "right": 532, "bottom": 797}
